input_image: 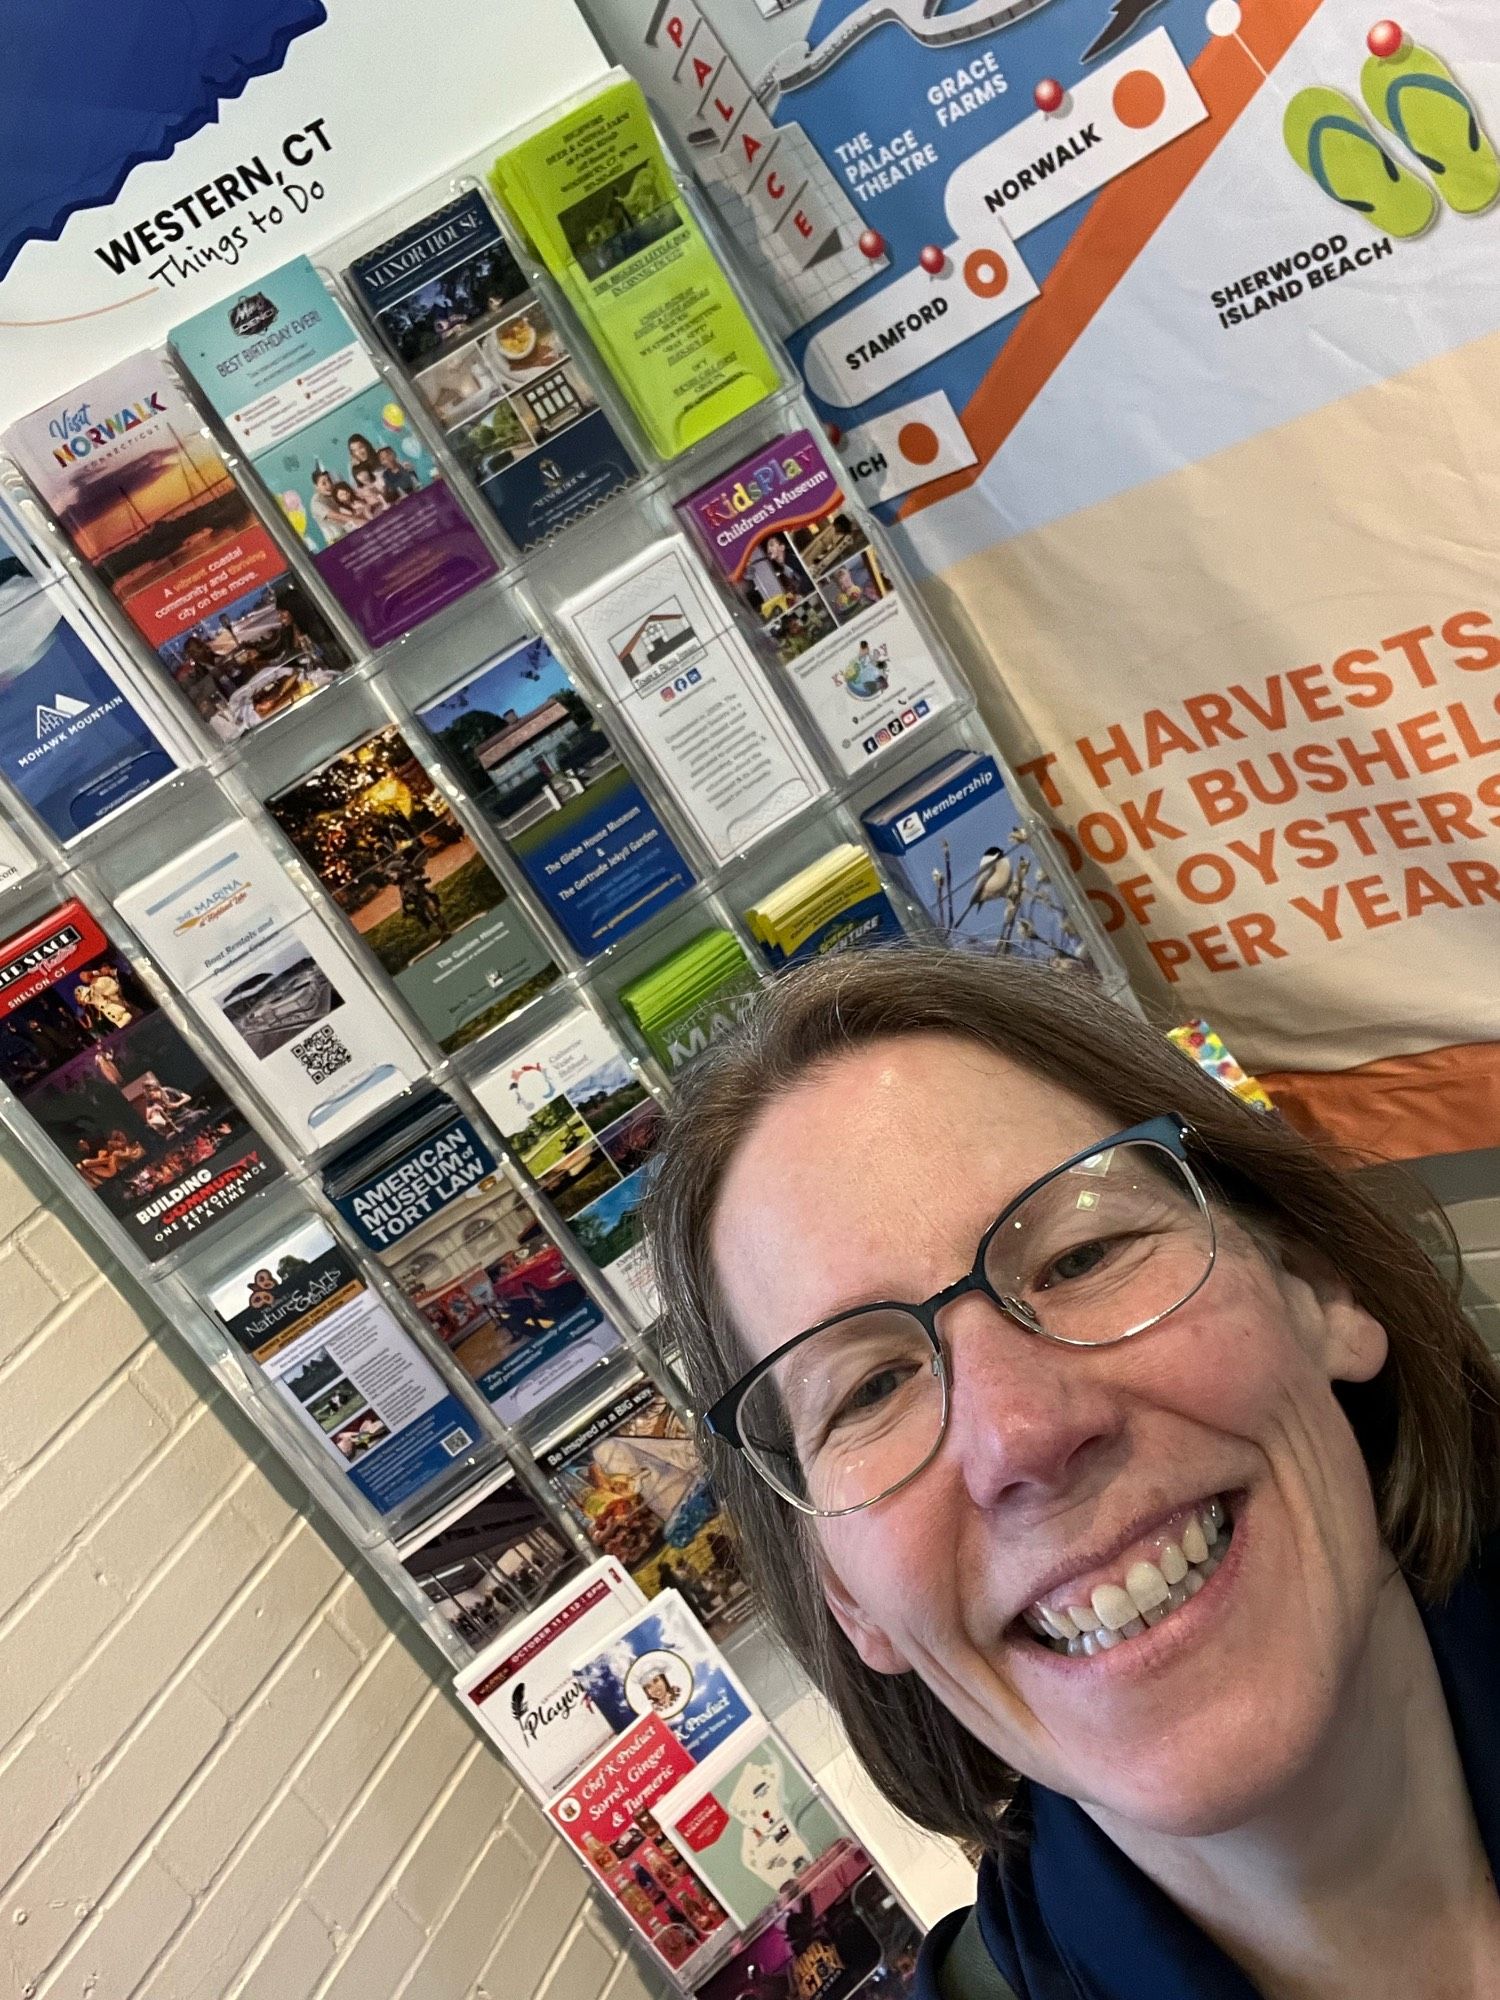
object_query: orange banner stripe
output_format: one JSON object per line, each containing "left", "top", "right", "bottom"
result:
{"left": 1261, "top": 1042, "right": 1500, "bottom": 1162}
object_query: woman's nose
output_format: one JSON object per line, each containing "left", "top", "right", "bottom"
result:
{"left": 940, "top": 1295, "right": 1128, "bottom": 1511}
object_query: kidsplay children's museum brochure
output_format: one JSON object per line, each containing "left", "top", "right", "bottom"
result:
{"left": 680, "top": 430, "right": 953, "bottom": 775}
{"left": 0, "top": 899, "right": 282, "bottom": 1261}
{"left": 170, "top": 257, "right": 496, "bottom": 646}
{"left": 4, "top": 352, "right": 351, "bottom": 744}
{"left": 695, "top": 1841, "right": 924, "bottom": 2000}
{"left": 394, "top": 1466, "right": 579, "bottom": 1657}
{"left": 569, "top": 1589, "right": 758, "bottom": 1768}
{"left": 325, "top": 1090, "right": 622, "bottom": 1424}
{"left": 349, "top": 191, "right": 634, "bottom": 550}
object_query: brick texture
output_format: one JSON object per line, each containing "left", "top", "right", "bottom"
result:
{"left": 0, "top": 1140, "right": 670, "bottom": 2000}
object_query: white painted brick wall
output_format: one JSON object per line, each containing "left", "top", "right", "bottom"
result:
{"left": 0, "top": 1140, "right": 670, "bottom": 2000}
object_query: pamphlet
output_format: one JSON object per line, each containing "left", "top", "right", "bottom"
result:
{"left": 471, "top": 1005, "right": 661, "bottom": 1328}
{"left": 206, "top": 1216, "right": 479, "bottom": 1516}
{"left": 170, "top": 257, "right": 497, "bottom": 646}
{"left": 394, "top": 1466, "right": 579, "bottom": 1655}
{"left": 0, "top": 525, "right": 178, "bottom": 842}
{"left": 536, "top": 1375, "right": 751, "bottom": 1639}
{"left": 0, "top": 900, "right": 281, "bottom": 1260}
{"left": 0, "top": 816, "right": 36, "bottom": 891}
{"left": 863, "top": 751, "right": 1093, "bottom": 969}
{"left": 116, "top": 824, "right": 426, "bottom": 1150}
{"left": 547, "top": 1711, "right": 734, "bottom": 1976}
{"left": 695, "top": 1841, "right": 923, "bottom": 2000}
{"left": 619, "top": 929, "right": 761, "bottom": 1076}
{"left": 266, "top": 724, "right": 559, "bottom": 1052}
{"left": 416, "top": 635, "right": 695, "bottom": 958}
{"left": 743, "top": 846, "right": 903, "bottom": 969}
{"left": 325, "top": 1091, "right": 622, "bottom": 1424}
{"left": 569, "top": 1589, "right": 757, "bottom": 1766}
{"left": 3, "top": 352, "right": 351, "bottom": 742}
{"left": 561, "top": 540, "right": 824, "bottom": 865}
{"left": 680, "top": 431, "right": 954, "bottom": 774}
{"left": 348, "top": 191, "right": 635, "bottom": 549}
{"left": 488, "top": 77, "right": 778, "bottom": 459}
{"left": 454, "top": 1557, "right": 644, "bottom": 1798}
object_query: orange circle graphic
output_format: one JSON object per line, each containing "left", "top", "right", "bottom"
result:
{"left": 1113, "top": 70, "right": 1167, "bottom": 128}
{"left": 963, "top": 249, "right": 1010, "bottom": 298}
{"left": 897, "top": 422, "right": 941, "bottom": 465}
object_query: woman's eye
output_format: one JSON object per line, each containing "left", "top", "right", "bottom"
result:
{"left": 832, "top": 1365, "right": 910, "bottom": 1425}
{"left": 1038, "top": 1237, "right": 1113, "bottom": 1286}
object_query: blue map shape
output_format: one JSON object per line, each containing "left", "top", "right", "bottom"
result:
{"left": 0, "top": 0, "right": 327, "bottom": 281}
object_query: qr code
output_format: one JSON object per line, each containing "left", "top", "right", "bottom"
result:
{"left": 289, "top": 1023, "right": 352, "bottom": 1085}
{"left": 440, "top": 1428, "right": 472, "bottom": 1457}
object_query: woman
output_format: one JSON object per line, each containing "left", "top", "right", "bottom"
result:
{"left": 647, "top": 950, "right": 1500, "bottom": 1999}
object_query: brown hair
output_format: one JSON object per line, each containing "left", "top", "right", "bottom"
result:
{"left": 645, "top": 947, "right": 1500, "bottom": 1852}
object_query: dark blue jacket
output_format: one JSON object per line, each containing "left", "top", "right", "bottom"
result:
{"left": 918, "top": 1537, "right": 1500, "bottom": 1998}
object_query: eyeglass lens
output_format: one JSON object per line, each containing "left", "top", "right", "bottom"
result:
{"left": 735, "top": 1140, "right": 1214, "bottom": 1513}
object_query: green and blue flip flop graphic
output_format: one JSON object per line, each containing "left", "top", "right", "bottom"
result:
{"left": 1361, "top": 42, "right": 1500, "bottom": 217}
{"left": 1283, "top": 85, "right": 1436, "bottom": 238}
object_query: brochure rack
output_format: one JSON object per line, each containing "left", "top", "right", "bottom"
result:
{"left": 0, "top": 68, "right": 1133, "bottom": 1992}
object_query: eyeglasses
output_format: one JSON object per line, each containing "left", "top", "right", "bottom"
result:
{"left": 702, "top": 1115, "right": 1216, "bottom": 1516}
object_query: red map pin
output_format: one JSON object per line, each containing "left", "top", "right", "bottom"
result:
{"left": 858, "top": 227, "right": 887, "bottom": 260}
{"left": 1367, "top": 19, "right": 1404, "bottom": 56}
{"left": 1034, "top": 77, "right": 1065, "bottom": 113}
{"left": 919, "top": 244, "right": 946, "bottom": 274}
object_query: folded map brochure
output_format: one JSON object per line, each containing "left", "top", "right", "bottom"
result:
{"left": 205, "top": 1215, "right": 480, "bottom": 1517}
{"left": 1167, "top": 1019, "right": 1275, "bottom": 1110}
{"left": 454, "top": 1556, "right": 644, "bottom": 1799}
{"left": 115, "top": 823, "right": 426, "bottom": 1152}
{"left": 679, "top": 430, "right": 954, "bottom": 775}
{"left": 862, "top": 751, "right": 1093, "bottom": 969}
{"left": 470, "top": 1002, "right": 662, "bottom": 1329}
{"left": 0, "top": 518, "right": 180, "bottom": 843}
{"left": 487, "top": 77, "right": 778, "bottom": 458}
{"left": 569, "top": 1589, "right": 758, "bottom": 1770}
{"left": 324, "top": 1087, "right": 622, "bottom": 1424}
{"left": 695, "top": 1840, "right": 924, "bottom": 2000}
{"left": 3, "top": 350, "right": 352, "bottom": 746}
{"left": 619, "top": 929, "right": 761, "bottom": 1076}
{"left": 393, "top": 1466, "right": 579, "bottom": 1657}
{"left": 548, "top": 1710, "right": 735, "bottom": 1976}
{"left": 348, "top": 189, "right": 635, "bottom": 550}
{"left": 0, "top": 898, "right": 281, "bottom": 1260}
{"left": 744, "top": 845, "right": 903, "bottom": 969}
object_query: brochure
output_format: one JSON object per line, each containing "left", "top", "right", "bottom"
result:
{"left": 3, "top": 352, "right": 351, "bottom": 743}
{"left": 680, "top": 431, "right": 954, "bottom": 775}
{"left": 454, "top": 1557, "right": 645, "bottom": 1798}
{"left": 266, "top": 724, "right": 559, "bottom": 1052}
{"left": 394, "top": 1466, "right": 579, "bottom": 1655}
{"left": 743, "top": 846, "right": 903, "bottom": 969}
{"left": 488, "top": 77, "right": 777, "bottom": 458}
{"left": 569, "top": 1589, "right": 757, "bottom": 1767}
{"left": 862, "top": 751, "right": 1093, "bottom": 970}
{"left": 471, "top": 1005, "right": 661, "bottom": 1328}
{"left": 619, "top": 929, "right": 761, "bottom": 1077}
{"left": 170, "top": 257, "right": 497, "bottom": 646}
{"left": 0, "top": 526, "right": 178, "bottom": 842}
{"left": 348, "top": 191, "right": 635, "bottom": 549}
{"left": 651, "top": 1723, "right": 844, "bottom": 1929}
{"left": 325, "top": 1091, "right": 622, "bottom": 1424}
{"left": 536, "top": 1376, "right": 751, "bottom": 1639}
{"left": 415, "top": 635, "right": 695, "bottom": 958}
{"left": 206, "top": 1216, "right": 480, "bottom": 1517}
{"left": 560, "top": 540, "right": 824, "bottom": 866}
{"left": 115, "top": 824, "right": 426, "bottom": 1150}
{"left": 0, "top": 900, "right": 281, "bottom": 1260}
{"left": 695, "top": 1842, "right": 923, "bottom": 2000}
{"left": 0, "top": 816, "right": 35, "bottom": 892}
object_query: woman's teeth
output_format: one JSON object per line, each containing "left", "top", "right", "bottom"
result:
{"left": 1022, "top": 1499, "right": 1231, "bottom": 1656}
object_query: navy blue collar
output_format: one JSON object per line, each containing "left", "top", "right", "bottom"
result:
{"left": 919, "top": 1536, "right": 1500, "bottom": 1999}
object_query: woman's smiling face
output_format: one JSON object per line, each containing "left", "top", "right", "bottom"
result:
{"left": 709, "top": 1032, "right": 1392, "bottom": 1837}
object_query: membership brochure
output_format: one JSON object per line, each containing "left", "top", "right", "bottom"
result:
{"left": 536, "top": 1374, "right": 751, "bottom": 1640}
{"left": 0, "top": 525, "right": 179, "bottom": 842}
{"left": 116, "top": 824, "right": 426, "bottom": 1150}
{"left": 325, "top": 1090, "right": 622, "bottom": 1425}
{"left": 170, "top": 257, "right": 497, "bottom": 647}
{"left": 680, "top": 429, "right": 954, "bottom": 775}
{"left": 0, "top": 900, "right": 281, "bottom": 1260}
{"left": 561, "top": 540, "right": 824, "bottom": 866}
{"left": 472, "top": 1004, "right": 661, "bottom": 1329}
{"left": 416, "top": 635, "right": 696, "bottom": 959}
{"left": 547, "top": 1711, "right": 734, "bottom": 1978}
{"left": 569, "top": 1589, "right": 757, "bottom": 1768}
{"left": 207, "top": 1217, "right": 480, "bottom": 1517}
{"left": 266, "top": 723, "right": 559, "bottom": 1052}
{"left": 488, "top": 77, "right": 777, "bottom": 459}
{"left": 348, "top": 191, "right": 635, "bottom": 550}
{"left": 3, "top": 352, "right": 351, "bottom": 744}
{"left": 393, "top": 1466, "right": 579, "bottom": 1656}
{"left": 454, "top": 1556, "right": 645, "bottom": 1799}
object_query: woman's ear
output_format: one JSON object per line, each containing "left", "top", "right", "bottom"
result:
{"left": 1275, "top": 1238, "right": 1389, "bottom": 1386}
{"left": 819, "top": 1550, "right": 912, "bottom": 1676}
